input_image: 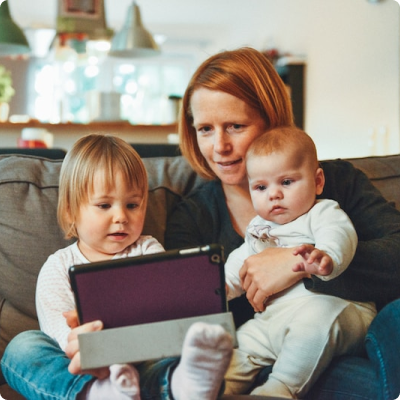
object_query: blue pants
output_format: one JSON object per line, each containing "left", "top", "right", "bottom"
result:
{"left": 1, "top": 330, "right": 178, "bottom": 400}
{"left": 2, "top": 300, "right": 400, "bottom": 400}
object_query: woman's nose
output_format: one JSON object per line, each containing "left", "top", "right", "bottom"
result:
{"left": 213, "top": 131, "right": 231, "bottom": 153}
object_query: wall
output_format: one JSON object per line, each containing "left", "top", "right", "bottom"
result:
{"left": 6, "top": 0, "right": 400, "bottom": 159}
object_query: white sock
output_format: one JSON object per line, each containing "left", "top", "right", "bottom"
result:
{"left": 171, "top": 322, "right": 233, "bottom": 400}
{"left": 84, "top": 364, "right": 141, "bottom": 400}
{"left": 109, "top": 363, "right": 141, "bottom": 397}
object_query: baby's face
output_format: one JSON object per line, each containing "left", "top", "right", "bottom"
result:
{"left": 75, "top": 170, "right": 146, "bottom": 262}
{"left": 247, "top": 152, "right": 324, "bottom": 224}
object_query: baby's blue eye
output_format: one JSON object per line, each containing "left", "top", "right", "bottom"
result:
{"left": 282, "top": 179, "right": 292, "bottom": 186}
{"left": 98, "top": 203, "right": 111, "bottom": 209}
{"left": 256, "top": 185, "right": 267, "bottom": 191}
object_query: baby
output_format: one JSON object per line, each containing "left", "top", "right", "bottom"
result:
{"left": 224, "top": 127, "right": 376, "bottom": 398}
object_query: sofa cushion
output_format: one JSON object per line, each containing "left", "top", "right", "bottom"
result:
{"left": 0, "top": 155, "right": 69, "bottom": 385}
{"left": 142, "top": 156, "right": 205, "bottom": 244}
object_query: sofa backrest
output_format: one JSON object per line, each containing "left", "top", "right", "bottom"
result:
{"left": 340, "top": 154, "right": 400, "bottom": 211}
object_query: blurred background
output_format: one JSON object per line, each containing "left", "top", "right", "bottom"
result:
{"left": 0, "top": 0, "right": 399, "bottom": 158}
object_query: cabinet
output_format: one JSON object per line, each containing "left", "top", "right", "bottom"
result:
{"left": 277, "top": 62, "right": 305, "bottom": 129}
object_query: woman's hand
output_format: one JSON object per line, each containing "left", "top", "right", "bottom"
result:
{"left": 239, "top": 247, "right": 310, "bottom": 312}
{"left": 64, "top": 316, "right": 109, "bottom": 379}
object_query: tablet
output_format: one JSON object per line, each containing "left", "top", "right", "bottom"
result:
{"left": 69, "top": 244, "right": 227, "bottom": 329}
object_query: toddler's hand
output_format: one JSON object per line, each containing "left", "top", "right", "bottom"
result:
{"left": 65, "top": 320, "right": 109, "bottom": 379}
{"left": 63, "top": 310, "right": 79, "bottom": 329}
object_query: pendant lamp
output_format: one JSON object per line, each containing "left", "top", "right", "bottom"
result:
{"left": 56, "top": 0, "right": 113, "bottom": 41}
{"left": 109, "top": 1, "right": 160, "bottom": 58}
{"left": 0, "top": 1, "right": 30, "bottom": 56}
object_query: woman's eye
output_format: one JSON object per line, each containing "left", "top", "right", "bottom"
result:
{"left": 227, "top": 124, "right": 244, "bottom": 133}
{"left": 127, "top": 203, "right": 139, "bottom": 209}
{"left": 197, "top": 126, "right": 212, "bottom": 135}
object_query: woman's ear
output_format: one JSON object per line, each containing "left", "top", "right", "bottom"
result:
{"left": 315, "top": 167, "right": 325, "bottom": 195}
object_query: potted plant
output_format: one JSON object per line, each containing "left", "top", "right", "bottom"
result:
{"left": 0, "top": 65, "right": 15, "bottom": 122}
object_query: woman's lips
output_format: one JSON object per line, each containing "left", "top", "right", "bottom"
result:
{"left": 216, "top": 159, "right": 242, "bottom": 167}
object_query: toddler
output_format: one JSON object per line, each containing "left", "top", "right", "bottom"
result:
{"left": 36, "top": 134, "right": 233, "bottom": 400}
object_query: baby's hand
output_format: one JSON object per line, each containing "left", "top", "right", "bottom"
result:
{"left": 292, "top": 244, "right": 333, "bottom": 276}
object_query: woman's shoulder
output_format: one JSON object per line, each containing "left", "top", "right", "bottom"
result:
{"left": 320, "top": 158, "right": 358, "bottom": 176}
{"left": 175, "top": 180, "right": 224, "bottom": 210}
{"left": 168, "top": 180, "right": 221, "bottom": 217}
{"left": 185, "top": 179, "right": 222, "bottom": 198}
{"left": 318, "top": 159, "right": 365, "bottom": 202}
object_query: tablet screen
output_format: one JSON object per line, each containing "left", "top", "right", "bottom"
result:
{"left": 69, "top": 244, "right": 227, "bottom": 329}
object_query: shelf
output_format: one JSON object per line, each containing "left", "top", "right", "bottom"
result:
{"left": 0, "top": 120, "right": 178, "bottom": 133}
{"left": 0, "top": 121, "right": 179, "bottom": 150}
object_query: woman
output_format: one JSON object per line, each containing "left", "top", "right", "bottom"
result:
{"left": 164, "top": 47, "right": 400, "bottom": 398}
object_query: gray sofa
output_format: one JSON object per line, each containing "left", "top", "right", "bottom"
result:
{"left": 0, "top": 152, "right": 400, "bottom": 400}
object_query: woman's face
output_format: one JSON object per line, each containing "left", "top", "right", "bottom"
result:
{"left": 191, "top": 88, "right": 268, "bottom": 187}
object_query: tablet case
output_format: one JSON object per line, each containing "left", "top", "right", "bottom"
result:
{"left": 69, "top": 244, "right": 237, "bottom": 368}
{"left": 69, "top": 243, "right": 227, "bottom": 329}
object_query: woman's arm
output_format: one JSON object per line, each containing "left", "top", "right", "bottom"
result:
{"left": 240, "top": 247, "right": 310, "bottom": 311}
{"left": 309, "top": 160, "right": 400, "bottom": 309}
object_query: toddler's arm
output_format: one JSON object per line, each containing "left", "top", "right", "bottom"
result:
{"left": 36, "top": 253, "right": 76, "bottom": 350}
{"left": 292, "top": 244, "right": 333, "bottom": 276}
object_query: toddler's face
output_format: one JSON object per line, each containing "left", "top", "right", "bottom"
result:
{"left": 75, "top": 170, "right": 146, "bottom": 262}
{"left": 247, "top": 152, "right": 324, "bottom": 224}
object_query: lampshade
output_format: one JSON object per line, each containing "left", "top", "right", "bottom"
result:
{"left": 56, "top": 0, "right": 113, "bottom": 41}
{"left": 0, "top": 1, "right": 30, "bottom": 56}
{"left": 109, "top": 1, "right": 160, "bottom": 58}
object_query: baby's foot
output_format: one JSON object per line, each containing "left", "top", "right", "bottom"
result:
{"left": 171, "top": 322, "right": 233, "bottom": 400}
{"left": 84, "top": 364, "right": 141, "bottom": 400}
